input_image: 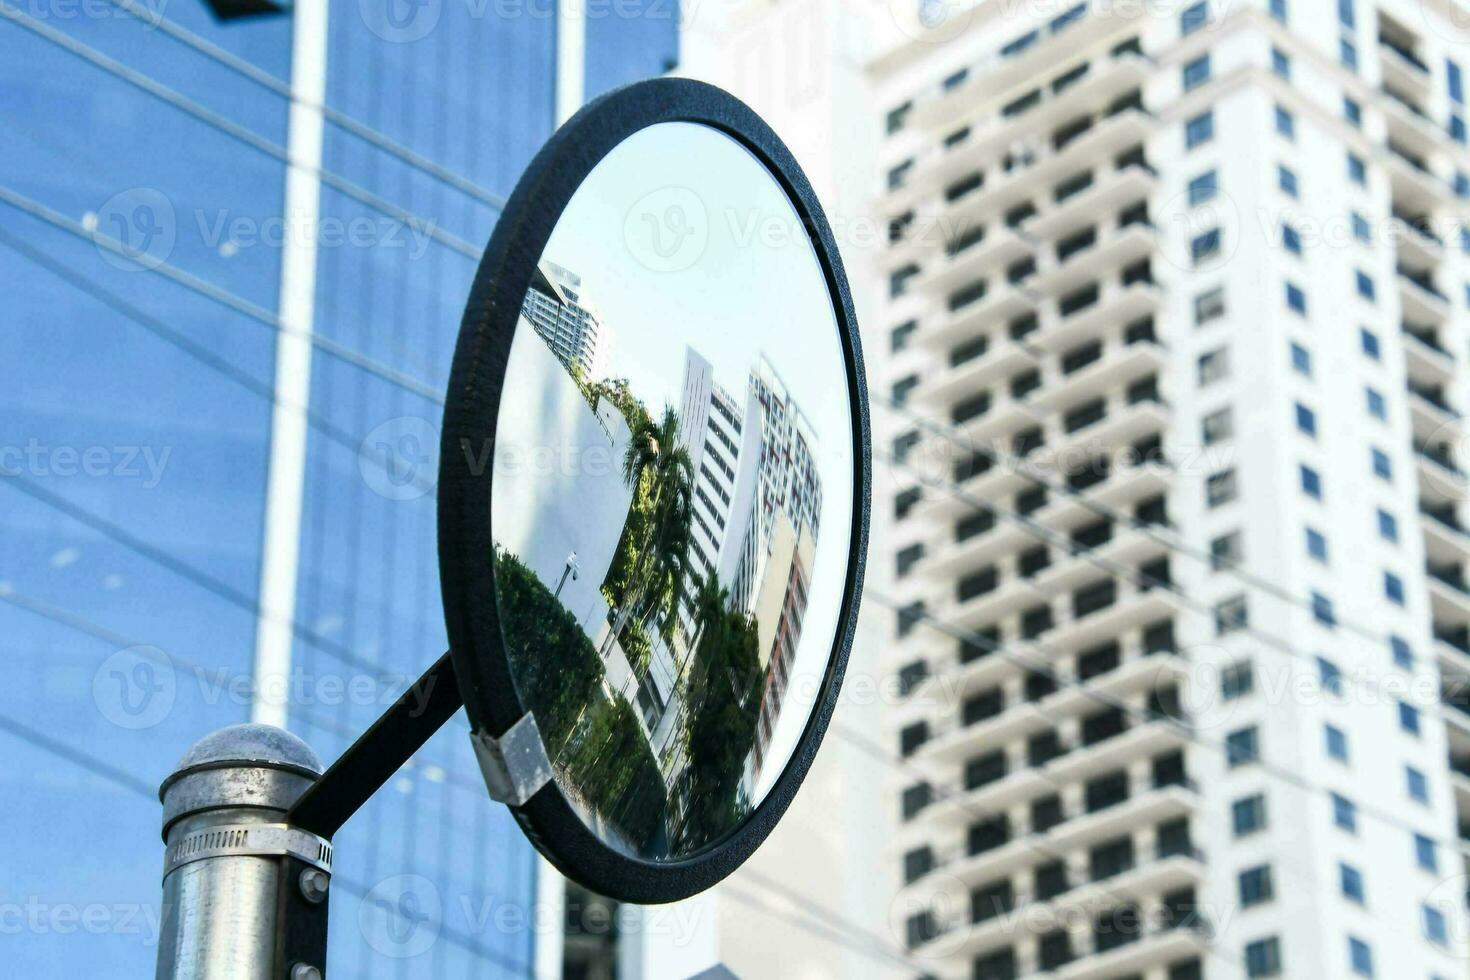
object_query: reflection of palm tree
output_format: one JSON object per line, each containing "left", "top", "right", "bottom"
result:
{"left": 607, "top": 407, "right": 694, "bottom": 656}
{"left": 665, "top": 569, "right": 763, "bottom": 851}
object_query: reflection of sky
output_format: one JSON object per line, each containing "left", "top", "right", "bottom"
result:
{"left": 540, "top": 123, "right": 855, "bottom": 802}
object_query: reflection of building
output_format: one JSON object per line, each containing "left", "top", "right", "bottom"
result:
{"left": 678, "top": 348, "right": 763, "bottom": 625}
{"left": 676, "top": 348, "right": 824, "bottom": 779}
{"left": 522, "top": 260, "right": 609, "bottom": 380}
{"left": 494, "top": 320, "right": 631, "bottom": 641}
{"left": 749, "top": 515, "right": 814, "bottom": 777}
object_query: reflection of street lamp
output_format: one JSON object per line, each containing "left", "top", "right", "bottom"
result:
{"left": 554, "top": 551, "right": 579, "bottom": 600}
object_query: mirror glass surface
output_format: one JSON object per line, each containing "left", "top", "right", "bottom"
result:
{"left": 489, "top": 122, "right": 856, "bottom": 861}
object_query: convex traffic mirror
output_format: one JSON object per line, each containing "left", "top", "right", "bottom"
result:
{"left": 437, "top": 78, "right": 871, "bottom": 902}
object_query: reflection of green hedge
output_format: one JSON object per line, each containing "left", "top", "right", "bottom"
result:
{"left": 495, "top": 551, "right": 667, "bottom": 853}
{"left": 562, "top": 695, "right": 666, "bottom": 852}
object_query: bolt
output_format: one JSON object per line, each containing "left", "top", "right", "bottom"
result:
{"left": 298, "top": 867, "right": 330, "bottom": 905}
{"left": 290, "top": 965, "right": 322, "bottom": 980}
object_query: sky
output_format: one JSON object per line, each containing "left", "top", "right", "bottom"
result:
{"left": 536, "top": 122, "right": 858, "bottom": 804}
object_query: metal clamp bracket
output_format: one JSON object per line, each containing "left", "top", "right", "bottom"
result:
{"left": 471, "top": 713, "right": 552, "bottom": 807}
{"left": 162, "top": 823, "right": 334, "bottom": 879}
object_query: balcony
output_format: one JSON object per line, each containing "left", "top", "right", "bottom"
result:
{"left": 1403, "top": 324, "right": 1456, "bottom": 385}
{"left": 1030, "top": 334, "right": 1165, "bottom": 414}
{"left": 1429, "top": 562, "right": 1470, "bottom": 625}
{"left": 1398, "top": 266, "right": 1451, "bottom": 323}
{"left": 1422, "top": 503, "right": 1470, "bottom": 570}
{"left": 910, "top": 782, "right": 1199, "bottom": 896}
{"left": 1416, "top": 441, "right": 1467, "bottom": 503}
{"left": 1391, "top": 208, "right": 1444, "bottom": 266}
{"left": 921, "top": 847, "right": 1204, "bottom": 963}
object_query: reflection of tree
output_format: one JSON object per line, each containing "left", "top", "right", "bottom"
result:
{"left": 494, "top": 550, "right": 666, "bottom": 852}
{"left": 578, "top": 375, "right": 644, "bottom": 432}
{"left": 671, "top": 571, "right": 763, "bottom": 852}
{"left": 602, "top": 406, "right": 694, "bottom": 662}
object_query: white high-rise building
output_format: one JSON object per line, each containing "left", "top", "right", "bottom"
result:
{"left": 522, "top": 259, "right": 609, "bottom": 380}
{"left": 871, "top": 2, "right": 1470, "bottom": 979}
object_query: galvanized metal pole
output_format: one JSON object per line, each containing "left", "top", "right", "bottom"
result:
{"left": 155, "top": 724, "right": 331, "bottom": 980}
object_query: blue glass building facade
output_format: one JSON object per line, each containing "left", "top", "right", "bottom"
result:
{"left": 0, "top": 3, "right": 675, "bottom": 976}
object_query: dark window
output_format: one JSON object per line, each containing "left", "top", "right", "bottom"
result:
{"left": 956, "top": 508, "right": 995, "bottom": 542}
{"left": 972, "top": 948, "right": 1017, "bottom": 980}
{"left": 949, "top": 334, "right": 989, "bottom": 366}
{"left": 1038, "top": 930, "right": 1074, "bottom": 970}
{"left": 958, "top": 566, "right": 999, "bottom": 602}
{"left": 1016, "top": 486, "right": 1048, "bottom": 515}
{"left": 965, "top": 750, "right": 1009, "bottom": 790}
{"left": 1034, "top": 859, "right": 1069, "bottom": 900}
{"left": 1073, "top": 579, "right": 1117, "bottom": 618}
{"left": 1031, "top": 793, "right": 1065, "bottom": 833}
{"left": 963, "top": 687, "right": 1005, "bottom": 726}
{"left": 1018, "top": 545, "right": 1051, "bottom": 577}
{"left": 1028, "top": 732, "right": 1065, "bottom": 767}
{"left": 1024, "top": 670, "right": 1058, "bottom": 702}
{"left": 901, "top": 782, "right": 931, "bottom": 820}
{"left": 1089, "top": 836, "right": 1136, "bottom": 881}
{"left": 959, "top": 626, "right": 999, "bottom": 664}
{"left": 1082, "top": 706, "right": 1128, "bottom": 745}
{"left": 1153, "top": 751, "right": 1187, "bottom": 788}
{"left": 903, "top": 846, "right": 933, "bottom": 884}
{"left": 968, "top": 815, "right": 1011, "bottom": 856}
{"left": 1077, "top": 641, "right": 1121, "bottom": 680}
{"left": 897, "top": 661, "right": 928, "bottom": 697}
{"left": 1094, "top": 904, "right": 1142, "bottom": 952}
{"left": 970, "top": 879, "right": 1015, "bottom": 923}
{"left": 899, "top": 722, "right": 928, "bottom": 757}
{"left": 1157, "top": 817, "right": 1193, "bottom": 857}
{"left": 1020, "top": 604, "right": 1054, "bottom": 638}
{"left": 1085, "top": 770, "right": 1130, "bottom": 812}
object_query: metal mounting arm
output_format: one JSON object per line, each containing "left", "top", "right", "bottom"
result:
{"left": 287, "top": 651, "right": 464, "bottom": 839}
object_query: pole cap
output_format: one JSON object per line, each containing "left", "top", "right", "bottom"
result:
{"left": 159, "top": 724, "right": 323, "bottom": 840}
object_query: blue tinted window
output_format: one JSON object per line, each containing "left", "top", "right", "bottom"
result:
{"left": 1407, "top": 765, "right": 1429, "bottom": 802}
{"left": 1365, "top": 387, "right": 1386, "bottom": 419}
{"left": 1181, "top": 1, "right": 1208, "bottom": 33}
{"left": 1349, "top": 937, "right": 1373, "bottom": 977}
{"left": 1274, "top": 105, "right": 1295, "bottom": 138}
{"left": 1301, "top": 465, "right": 1322, "bottom": 498}
{"left": 1186, "top": 111, "right": 1215, "bottom": 148}
{"left": 1306, "top": 527, "right": 1327, "bottom": 561}
{"left": 1285, "top": 282, "right": 1307, "bottom": 313}
{"left": 1184, "top": 55, "right": 1211, "bottom": 90}
{"left": 1325, "top": 723, "right": 1348, "bottom": 760}
{"left": 1360, "top": 327, "right": 1380, "bottom": 359}
{"left": 1378, "top": 509, "right": 1398, "bottom": 542}
{"left": 1371, "top": 448, "right": 1392, "bottom": 480}
{"left": 1339, "top": 862, "right": 1364, "bottom": 902}
{"left": 1333, "top": 793, "right": 1357, "bottom": 831}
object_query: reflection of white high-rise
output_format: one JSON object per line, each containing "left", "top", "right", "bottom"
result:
{"left": 522, "top": 260, "right": 609, "bottom": 380}
{"left": 679, "top": 347, "right": 760, "bottom": 608}
{"left": 677, "top": 347, "right": 825, "bottom": 783}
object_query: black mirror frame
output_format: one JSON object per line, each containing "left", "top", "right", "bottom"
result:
{"left": 437, "top": 77, "right": 870, "bottom": 904}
